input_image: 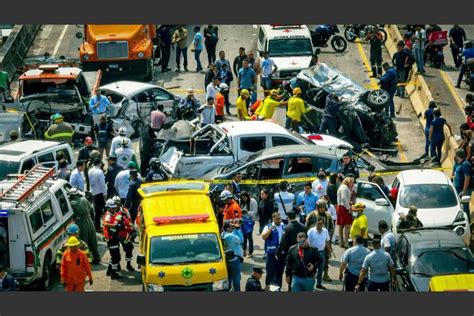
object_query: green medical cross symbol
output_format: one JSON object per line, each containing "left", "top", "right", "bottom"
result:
{"left": 181, "top": 267, "right": 193, "bottom": 279}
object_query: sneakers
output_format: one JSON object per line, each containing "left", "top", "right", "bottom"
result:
{"left": 316, "top": 284, "right": 327, "bottom": 290}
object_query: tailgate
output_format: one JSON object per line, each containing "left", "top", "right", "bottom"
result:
{"left": 6, "top": 211, "right": 27, "bottom": 274}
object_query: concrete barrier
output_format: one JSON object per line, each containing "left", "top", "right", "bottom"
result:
{"left": 384, "top": 25, "right": 457, "bottom": 172}
{"left": 0, "top": 25, "right": 40, "bottom": 81}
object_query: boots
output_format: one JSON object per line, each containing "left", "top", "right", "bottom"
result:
{"left": 377, "top": 66, "right": 383, "bottom": 77}
{"left": 127, "top": 262, "right": 136, "bottom": 272}
{"left": 111, "top": 270, "right": 124, "bottom": 280}
{"left": 323, "top": 270, "right": 332, "bottom": 282}
{"left": 106, "top": 264, "right": 112, "bottom": 277}
{"left": 117, "top": 263, "right": 122, "bottom": 272}
{"left": 371, "top": 67, "right": 377, "bottom": 78}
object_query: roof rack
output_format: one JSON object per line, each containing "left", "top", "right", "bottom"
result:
{"left": 0, "top": 165, "right": 55, "bottom": 203}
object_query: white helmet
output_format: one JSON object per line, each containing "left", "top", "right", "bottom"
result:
{"left": 118, "top": 127, "right": 127, "bottom": 136}
{"left": 121, "top": 138, "right": 130, "bottom": 148}
{"left": 219, "top": 190, "right": 234, "bottom": 201}
{"left": 219, "top": 83, "right": 229, "bottom": 91}
{"left": 105, "top": 199, "right": 116, "bottom": 209}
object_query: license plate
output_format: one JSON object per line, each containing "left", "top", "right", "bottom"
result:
{"left": 109, "top": 64, "right": 119, "bottom": 69}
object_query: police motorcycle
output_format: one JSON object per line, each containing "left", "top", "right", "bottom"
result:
{"left": 310, "top": 25, "right": 347, "bottom": 53}
{"left": 343, "top": 24, "right": 387, "bottom": 44}
{"left": 459, "top": 41, "right": 474, "bottom": 91}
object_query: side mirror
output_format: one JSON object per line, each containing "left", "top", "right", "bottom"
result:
{"left": 395, "top": 268, "right": 407, "bottom": 275}
{"left": 75, "top": 32, "right": 83, "bottom": 39}
{"left": 315, "top": 48, "right": 321, "bottom": 55}
{"left": 136, "top": 254, "right": 146, "bottom": 266}
{"left": 375, "top": 198, "right": 390, "bottom": 207}
{"left": 460, "top": 195, "right": 471, "bottom": 204}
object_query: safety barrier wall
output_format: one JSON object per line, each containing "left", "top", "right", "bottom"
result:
{"left": 384, "top": 25, "right": 457, "bottom": 172}
{"left": 0, "top": 25, "right": 40, "bottom": 81}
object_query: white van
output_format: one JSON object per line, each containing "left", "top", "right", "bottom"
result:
{"left": 0, "top": 166, "right": 75, "bottom": 289}
{"left": 257, "top": 25, "right": 314, "bottom": 86}
{"left": 0, "top": 140, "right": 75, "bottom": 181}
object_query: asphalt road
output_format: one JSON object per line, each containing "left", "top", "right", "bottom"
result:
{"left": 25, "top": 24, "right": 428, "bottom": 291}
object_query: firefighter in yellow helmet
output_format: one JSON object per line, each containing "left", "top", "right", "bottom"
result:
{"left": 286, "top": 87, "right": 310, "bottom": 132}
{"left": 236, "top": 89, "right": 251, "bottom": 121}
{"left": 44, "top": 113, "right": 74, "bottom": 143}
{"left": 255, "top": 89, "right": 288, "bottom": 120}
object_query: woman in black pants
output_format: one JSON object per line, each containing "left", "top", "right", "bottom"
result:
{"left": 204, "top": 25, "right": 219, "bottom": 67}
{"left": 258, "top": 188, "right": 274, "bottom": 234}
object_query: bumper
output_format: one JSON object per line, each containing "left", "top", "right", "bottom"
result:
{"left": 81, "top": 59, "right": 151, "bottom": 76}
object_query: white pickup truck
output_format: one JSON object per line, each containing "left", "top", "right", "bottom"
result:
{"left": 160, "top": 121, "right": 315, "bottom": 179}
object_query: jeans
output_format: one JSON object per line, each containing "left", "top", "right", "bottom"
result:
{"left": 316, "top": 250, "right": 325, "bottom": 286}
{"left": 176, "top": 47, "right": 188, "bottom": 69}
{"left": 451, "top": 45, "right": 462, "bottom": 68}
{"left": 243, "top": 231, "right": 254, "bottom": 254}
{"left": 367, "top": 280, "right": 390, "bottom": 291}
{"left": 221, "top": 89, "right": 230, "bottom": 113}
{"left": 430, "top": 137, "right": 444, "bottom": 164}
{"left": 194, "top": 49, "right": 203, "bottom": 70}
{"left": 160, "top": 44, "right": 171, "bottom": 71}
{"left": 291, "top": 276, "right": 316, "bottom": 292}
{"left": 227, "top": 259, "right": 241, "bottom": 291}
{"left": 344, "top": 271, "right": 366, "bottom": 292}
{"left": 205, "top": 42, "right": 217, "bottom": 65}
{"left": 414, "top": 47, "right": 425, "bottom": 72}
{"left": 285, "top": 116, "right": 292, "bottom": 129}
{"left": 261, "top": 76, "right": 272, "bottom": 92}
{"left": 457, "top": 63, "right": 467, "bottom": 86}
{"left": 387, "top": 91, "right": 395, "bottom": 116}
{"left": 265, "top": 253, "right": 285, "bottom": 288}
{"left": 424, "top": 128, "right": 431, "bottom": 156}
{"left": 396, "top": 69, "right": 406, "bottom": 95}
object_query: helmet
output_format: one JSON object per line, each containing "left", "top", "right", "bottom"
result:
{"left": 112, "top": 196, "right": 122, "bottom": 205}
{"left": 127, "top": 161, "right": 138, "bottom": 169}
{"left": 105, "top": 199, "right": 117, "bottom": 209}
{"left": 219, "top": 83, "right": 229, "bottom": 91}
{"left": 219, "top": 190, "right": 234, "bottom": 201}
{"left": 50, "top": 113, "right": 63, "bottom": 121}
{"left": 240, "top": 89, "right": 250, "bottom": 97}
{"left": 89, "top": 150, "right": 100, "bottom": 159}
{"left": 65, "top": 236, "right": 81, "bottom": 247}
{"left": 316, "top": 200, "right": 327, "bottom": 209}
{"left": 121, "top": 138, "right": 130, "bottom": 147}
{"left": 270, "top": 89, "right": 278, "bottom": 96}
{"left": 150, "top": 158, "right": 161, "bottom": 171}
{"left": 118, "top": 127, "right": 127, "bottom": 136}
{"left": 292, "top": 87, "right": 302, "bottom": 95}
{"left": 66, "top": 224, "right": 80, "bottom": 235}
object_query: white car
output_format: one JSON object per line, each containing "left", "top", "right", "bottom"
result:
{"left": 0, "top": 24, "right": 14, "bottom": 43}
{"left": 101, "top": 80, "right": 181, "bottom": 136}
{"left": 357, "top": 169, "right": 471, "bottom": 244}
{"left": 302, "top": 133, "right": 353, "bottom": 149}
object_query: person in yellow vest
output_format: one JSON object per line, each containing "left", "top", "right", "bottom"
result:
{"left": 44, "top": 113, "right": 74, "bottom": 143}
{"left": 286, "top": 87, "right": 310, "bottom": 132}
{"left": 350, "top": 202, "right": 369, "bottom": 247}
{"left": 236, "top": 89, "right": 251, "bottom": 121}
{"left": 255, "top": 89, "right": 288, "bottom": 120}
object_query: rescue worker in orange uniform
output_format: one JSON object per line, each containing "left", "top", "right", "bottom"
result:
{"left": 103, "top": 199, "right": 124, "bottom": 280}
{"left": 60, "top": 236, "right": 93, "bottom": 292}
{"left": 220, "top": 190, "right": 242, "bottom": 226}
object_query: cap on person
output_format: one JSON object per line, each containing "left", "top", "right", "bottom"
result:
{"left": 253, "top": 267, "right": 264, "bottom": 274}
{"left": 240, "top": 89, "right": 250, "bottom": 96}
{"left": 130, "top": 169, "right": 138, "bottom": 176}
{"left": 128, "top": 161, "right": 138, "bottom": 169}
{"left": 292, "top": 87, "right": 302, "bottom": 95}
{"left": 9, "top": 130, "right": 19, "bottom": 138}
{"left": 187, "top": 88, "right": 194, "bottom": 96}
{"left": 84, "top": 137, "right": 93, "bottom": 145}
{"left": 105, "top": 199, "right": 116, "bottom": 209}
{"left": 66, "top": 224, "right": 80, "bottom": 235}
{"left": 352, "top": 202, "right": 366, "bottom": 210}
{"left": 66, "top": 236, "right": 81, "bottom": 247}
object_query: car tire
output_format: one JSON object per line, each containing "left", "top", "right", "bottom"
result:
{"left": 366, "top": 89, "right": 390, "bottom": 111}
{"left": 39, "top": 256, "right": 52, "bottom": 291}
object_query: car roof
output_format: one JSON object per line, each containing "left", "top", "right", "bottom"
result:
{"left": 101, "top": 80, "right": 162, "bottom": 97}
{"left": 260, "top": 25, "right": 311, "bottom": 38}
{"left": 402, "top": 229, "right": 466, "bottom": 249}
{"left": 20, "top": 67, "right": 81, "bottom": 80}
{"left": 398, "top": 169, "right": 450, "bottom": 185}
{"left": 255, "top": 144, "right": 345, "bottom": 160}
{"left": 218, "top": 121, "right": 293, "bottom": 137}
{"left": 0, "top": 140, "right": 65, "bottom": 160}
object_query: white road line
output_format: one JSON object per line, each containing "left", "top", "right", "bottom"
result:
{"left": 52, "top": 25, "right": 69, "bottom": 57}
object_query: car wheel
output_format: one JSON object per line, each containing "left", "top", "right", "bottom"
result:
{"left": 366, "top": 89, "right": 390, "bottom": 111}
{"left": 39, "top": 256, "right": 52, "bottom": 291}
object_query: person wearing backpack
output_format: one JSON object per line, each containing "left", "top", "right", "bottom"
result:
{"left": 94, "top": 114, "right": 114, "bottom": 160}
{"left": 204, "top": 25, "right": 219, "bottom": 67}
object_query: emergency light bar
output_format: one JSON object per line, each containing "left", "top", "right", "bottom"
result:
{"left": 271, "top": 25, "right": 301, "bottom": 29}
{"left": 38, "top": 64, "right": 59, "bottom": 73}
{"left": 0, "top": 209, "right": 8, "bottom": 217}
{"left": 307, "top": 134, "right": 324, "bottom": 141}
{"left": 153, "top": 214, "right": 210, "bottom": 225}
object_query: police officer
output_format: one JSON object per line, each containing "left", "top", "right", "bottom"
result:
{"left": 105, "top": 156, "right": 122, "bottom": 199}
{"left": 56, "top": 224, "right": 92, "bottom": 269}
{"left": 44, "top": 113, "right": 74, "bottom": 143}
{"left": 103, "top": 199, "right": 124, "bottom": 280}
{"left": 339, "top": 235, "right": 370, "bottom": 291}
{"left": 245, "top": 267, "right": 264, "bottom": 291}
{"left": 125, "top": 169, "right": 142, "bottom": 223}
{"left": 338, "top": 153, "right": 360, "bottom": 179}
{"left": 145, "top": 158, "right": 169, "bottom": 182}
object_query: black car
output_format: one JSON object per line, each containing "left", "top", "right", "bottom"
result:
{"left": 394, "top": 229, "right": 474, "bottom": 292}
{"left": 286, "top": 63, "right": 398, "bottom": 148}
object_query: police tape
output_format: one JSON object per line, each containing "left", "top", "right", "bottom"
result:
{"left": 167, "top": 167, "right": 452, "bottom": 186}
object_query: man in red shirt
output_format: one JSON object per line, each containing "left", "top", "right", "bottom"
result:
{"left": 215, "top": 83, "right": 227, "bottom": 123}
{"left": 150, "top": 104, "right": 166, "bottom": 132}
{"left": 220, "top": 190, "right": 242, "bottom": 225}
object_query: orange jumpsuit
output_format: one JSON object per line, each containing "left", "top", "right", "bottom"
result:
{"left": 223, "top": 200, "right": 242, "bottom": 222}
{"left": 60, "top": 249, "right": 92, "bottom": 292}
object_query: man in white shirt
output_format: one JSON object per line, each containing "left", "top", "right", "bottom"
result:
{"left": 88, "top": 158, "right": 106, "bottom": 230}
{"left": 69, "top": 160, "right": 86, "bottom": 192}
{"left": 274, "top": 181, "right": 294, "bottom": 224}
{"left": 109, "top": 127, "right": 131, "bottom": 157}
{"left": 198, "top": 97, "right": 216, "bottom": 128}
{"left": 206, "top": 77, "right": 220, "bottom": 100}
{"left": 379, "top": 220, "right": 396, "bottom": 260}
{"left": 307, "top": 218, "right": 332, "bottom": 290}
{"left": 114, "top": 138, "right": 138, "bottom": 170}
{"left": 260, "top": 51, "right": 277, "bottom": 97}
{"left": 114, "top": 162, "right": 143, "bottom": 204}
{"left": 413, "top": 25, "right": 426, "bottom": 74}
{"left": 312, "top": 169, "right": 329, "bottom": 198}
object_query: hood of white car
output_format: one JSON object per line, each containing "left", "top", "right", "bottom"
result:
{"left": 272, "top": 56, "right": 312, "bottom": 72}
{"left": 396, "top": 205, "right": 461, "bottom": 227}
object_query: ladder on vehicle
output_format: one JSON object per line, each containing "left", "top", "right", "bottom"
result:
{"left": 0, "top": 165, "right": 55, "bottom": 203}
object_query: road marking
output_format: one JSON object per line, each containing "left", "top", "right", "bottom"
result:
{"left": 52, "top": 25, "right": 69, "bottom": 57}
{"left": 439, "top": 69, "right": 465, "bottom": 112}
{"left": 355, "top": 41, "right": 408, "bottom": 162}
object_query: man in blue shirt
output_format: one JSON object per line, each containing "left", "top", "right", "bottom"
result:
{"left": 453, "top": 148, "right": 472, "bottom": 222}
{"left": 222, "top": 221, "right": 244, "bottom": 291}
{"left": 89, "top": 88, "right": 110, "bottom": 126}
{"left": 192, "top": 26, "right": 204, "bottom": 72}
{"left": 339, "top": 235, "right": 370, "bottom": 291}
{"left": 379, "top": 62, "right": 398, "bottom": 118}
{"left": 456, "top": 41, "right": 474, "bottom": 88}
{"left": 296, "top": 182, "right": 318, "bottom": 224}
{"left": 238, "top": 59, "right": 257, "bottom": 106}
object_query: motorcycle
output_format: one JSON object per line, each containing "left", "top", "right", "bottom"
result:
{"left": 310, "top": 24, "right": 347, "bottom": 53}
{"left": 425, "top": 30, "right": 447, "bottom": 69}
{"left": 463, "top": 58, "right": 474, "bottom": 91}
{"left": 344, "top": 24, "right": 387, "bottom": 44}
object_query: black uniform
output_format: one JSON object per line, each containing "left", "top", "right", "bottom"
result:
{"left": 78, "top": 145, "right": 99, "bottom": 191}
{"left": 125, "top": 178, "right": 142, "bottom": 223}
{"left": 245, "top": 275, "right": 263, "bottom": 291}
{"left": 277, "top": 219, "right": 306, "bottom": 258}
{"left": 105, "top": 163, "right": 123, "bottom": 198}
{"left": 338, "top": 162, "right": 360, "bottom": 179}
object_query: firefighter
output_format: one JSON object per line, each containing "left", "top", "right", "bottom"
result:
{"left": 103, "top": 199, "right": 124, "bottom": 280}
{"left": 60, "top": 236, "right": 93, "bottom": 292}
{"left": 145, "top": 158, "right": 169, "bottom": 182}
{"left": 44, "top": 113, "right": 74, "bottom": 143}
{"left": 114, "top": 202, "right": 136, "bottom": 272}
{"left": 56, "top": 224, "right": 92, "bottom": 270}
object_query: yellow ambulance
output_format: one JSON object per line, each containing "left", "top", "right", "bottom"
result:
{"left": 136, "top": 181, "right": 228, "bottom": 291}
{"left": 429, "top": 274, "right": 474, "bottom": 291}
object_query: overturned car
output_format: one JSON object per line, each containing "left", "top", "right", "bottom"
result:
{"left": 286, "top": 63, "right": 398, "bottom": 148}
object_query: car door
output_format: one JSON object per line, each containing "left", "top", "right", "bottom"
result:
{"left": 356, "top": 181, "right": 394, "bottom": 236}
{"left": 395, "top": 236, "right": 411, "bottom": 291}
{"left": 36, "top": 152, "right": 57, "bottom": 169}
{"left": 238, "top": 136, "right": 267, "bottom": 161}
{"left": 148, "top": 88, "right": 177, "bottom": 113}
{"left": 131, "top": 90, "right": 154, "bottom": 124}
{"left": 270, "top": 135, "right": 300, "bottom": 148}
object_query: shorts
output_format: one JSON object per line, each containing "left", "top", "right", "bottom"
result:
{"left": 336, "top": 205, "right": 353, "bottom": 226}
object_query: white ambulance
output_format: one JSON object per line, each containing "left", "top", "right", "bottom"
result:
{"left": 0, "top": 165, "right": 75, "bottom": 289}
{"left": 257, "top": 25, "right": 315, "bottom": 86}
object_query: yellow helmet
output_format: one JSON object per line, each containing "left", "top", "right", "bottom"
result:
{"left": 292, "top": 87, "right": 302, "bottom": 95}
{"left": 270, "top": 89, "right": 278, "bottom": 96}
{"left": 240, "top": 89, "right": 250, "bottom": 96}
{"left": 66, "top": 236, "right": 81, "bottom": 247}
